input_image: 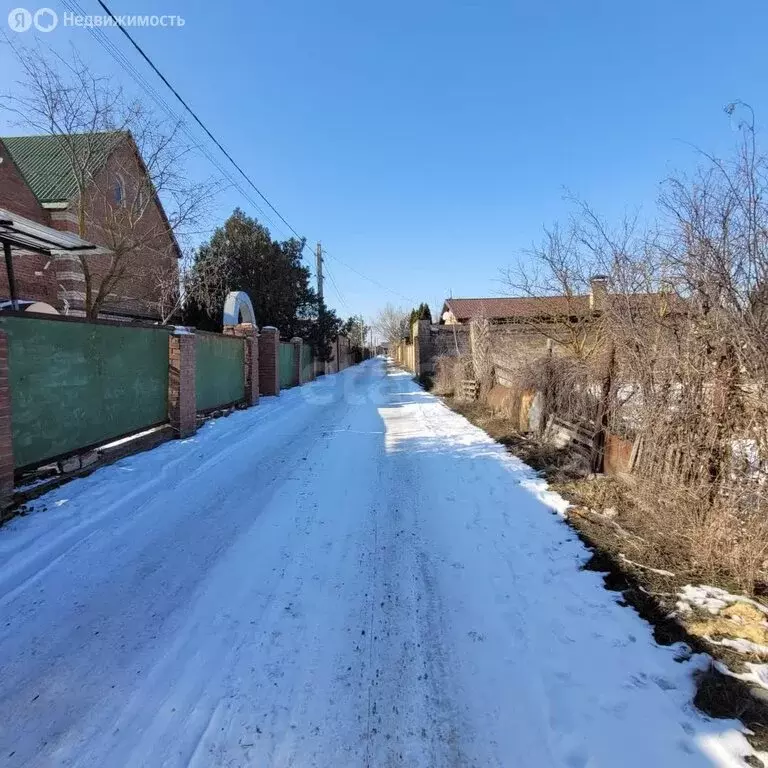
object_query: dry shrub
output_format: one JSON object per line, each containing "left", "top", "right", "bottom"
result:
{"left": 433, "top": 355, "right": 475, "bottom": 398}
{"left": 506, "top": 343, "right": 768, "bottom": 594}
{"left": 618, "top": 472, "right": 768, "bottom": 595}
{"left": 517, "top": 354, "right": 599, "bottom": 427}
{"left": 470, "top": 318, "right": 493, "bottom": 398}
{"left": 454, "top": 356, "right": 475, "bottom": 400}
{"left": 432, "top": 355, "right": 459, "bottom": 396}
{"left": 493, "top": 117, "right": 768, "bottom": 598}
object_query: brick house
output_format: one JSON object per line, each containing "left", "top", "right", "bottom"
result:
{"left": 0, "top": 131, "right": 181, "bottom": 320}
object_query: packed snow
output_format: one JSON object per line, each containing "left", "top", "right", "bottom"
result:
{"left": 0, "top": 359, "right": 763, "bottom": 766}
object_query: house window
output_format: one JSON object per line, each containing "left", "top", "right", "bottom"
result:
{"left": 113, "top": 176, "right": 125, "bottom": 206}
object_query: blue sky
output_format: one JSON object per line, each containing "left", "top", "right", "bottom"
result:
{"left": 2, "top": 0, "right": 767, "bottom": 323}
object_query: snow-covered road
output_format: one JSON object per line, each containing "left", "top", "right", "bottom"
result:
{"left": 0, "top": 359, "right": 759, "bottom": 767}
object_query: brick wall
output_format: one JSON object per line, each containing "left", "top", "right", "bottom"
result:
{"left": 226, "top": 322, "right": 259, "bottom": 406}
{"left": 489, "top": 326, "right": 552, "bottom": 386}
{"left": 0, "top": 140, "right": 49, "bottom": 224}
{"left": 168, "top": 333, "right": 196, "bottom": 438}
{"left": 259, "top": 327, "right": 279, "bottom": 396}
{"left": 0, "top": 250, "right": 60, "bottom": 308}
{"left": 244, "top": 333, "right": 259, "bottom": 406}
{"left": 410, "top": 324, "right": 471, "bottom": 375}
{"left": 292, "top": 337, "right": 303, "bottom": 385}
{"left": 50, "top": 138, "right": 180, "bottom": 319}
{"left": 0, "top": 140, "right": 60, "bottom": 307}
{"left": 412, "top": 321, "right": 587, "bottom": 383}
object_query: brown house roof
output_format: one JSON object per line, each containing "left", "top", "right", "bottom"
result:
{"left": 442, "top": 296, "right": 591, "bottom": 322}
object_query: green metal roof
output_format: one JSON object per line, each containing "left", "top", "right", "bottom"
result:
{"left": 1, "top": 132, "right": 123, "bottom": 203}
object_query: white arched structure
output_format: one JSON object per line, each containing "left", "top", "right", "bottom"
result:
{"left": 222, "top": 291, "right": 256, "bottom": 327}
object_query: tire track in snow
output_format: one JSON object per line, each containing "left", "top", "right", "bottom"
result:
{"left": 0, "top": 360, "right": 761, "bottom": 767}
{"left": 0, "top": 366, "right": 381, "bottom": 767}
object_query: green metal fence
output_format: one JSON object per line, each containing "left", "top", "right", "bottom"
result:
{"left": 195, "top": 333, "right": 245, "bottom": 412}
{"left": 1, "top": 315, "right": 171, "bottom": 469}
{"left": 301, "top": 343, "right": 314, "bottom": 383}
{"left": 279, "top": 341, "right": 297, "bottom": 390}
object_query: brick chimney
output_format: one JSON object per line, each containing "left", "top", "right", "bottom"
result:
{"left": 589, "top": 275, "right": 609, "bottom": 311}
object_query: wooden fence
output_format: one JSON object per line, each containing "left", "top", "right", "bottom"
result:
{"left": 541, "top": 412, "right": 637, "bottom": 476}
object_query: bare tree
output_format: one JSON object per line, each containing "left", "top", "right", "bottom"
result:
{"left": 375, "top": 304, "right": 410, "bottom": 345}
{"left": 1, "top": 43, "right": 216, "bottom": 319}
{"left": 152, "top": 245, "right": 231, "bottom": 325}
{"left": 498, "top": 112, "right": 768, "bottom": 593}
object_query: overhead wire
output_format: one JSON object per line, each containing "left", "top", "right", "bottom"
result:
{"left": 71, "top": 0, "right": 420, "bottom": 311}
{"left": 60, "top": 0, "right": 288, "bottom": 239}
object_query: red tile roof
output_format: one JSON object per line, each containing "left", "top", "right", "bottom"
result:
{"left": 443, "top": 296, "right": 591, "bottom": 322}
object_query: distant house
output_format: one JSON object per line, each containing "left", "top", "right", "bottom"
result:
{"left": 0, "top": 131, "right": 181, "bottom": 320}
{"left": 410, "top": 276, "right": 676, "bottom": 380}
{"left": 439, "top": 277, "right": 609, "bottom": 325}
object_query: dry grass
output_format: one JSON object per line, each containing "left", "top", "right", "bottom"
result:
{"left": 432, "top": 356, "right": 471, "bottom": 397}
{"left": 687, "top": 603, "right": 768, "bottom": 648}
{"left": 448, "top": 391, "right": 768, "bottom": 597}
{"left": 440, "top": 391, "right": 768, "bottom": 751}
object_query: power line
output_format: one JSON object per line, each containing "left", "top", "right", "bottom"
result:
{"left": 323, "top": 260, "right": 348, "bottom": 310}
{"left": 96, "top": 0, "right": 306, "bottom": 246}
{"left": 322, "top": 248, "right": 417, "bottom": 305}
{"left": 78, "top": 2, "right": 418, "bottom": 310}
{"left": 61, "top": 0, "right": 290, "bottom": 241}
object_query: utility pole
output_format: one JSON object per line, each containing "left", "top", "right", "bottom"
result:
{"left": 315, "top": 241, "right": 324, "bottom": 302}
{"left": 360, "top": 316, "right": 364, "bottom": 350}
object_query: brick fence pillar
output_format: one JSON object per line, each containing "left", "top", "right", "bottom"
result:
{"left": 226, "top": 323, "right": 259, "bottom": 407}
{"left": 245, "top": 334, "right": 259, "bottom": 405}
{"left": 241, "top": 325, "right": 260, "bottom": 407}
{"left": 291, "top": 337, "right": 303, "bottom": 386}
{"left": 259, "top": 326, "right": 280, "bottom": 396}
{"left": 0, "top": 331, "right": 14, "bottom": 505}
{"left": 169, "top": 331, "right": 196, "bottom": 438}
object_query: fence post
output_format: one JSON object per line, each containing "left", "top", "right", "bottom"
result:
{"left": 169, "top": 330, "right": 196, "bottom": 438}
{"left": 0, "top": 331, "right": 14, "bottom": 507}
{"left": 259, "top": 326, "right": 280, "bottom": 396}
{"left": 291, "top": 337, "right": 303, "bottom": 386}
{"left": 229, "top": 322, "right": 259, "bottom": 407}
